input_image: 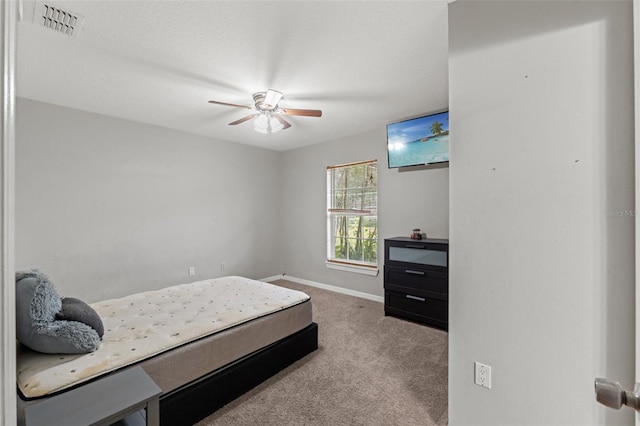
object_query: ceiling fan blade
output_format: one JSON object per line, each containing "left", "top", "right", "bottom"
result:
{"left": 280, "top": 108, "right": 322, "bottom": 117}
{"left": 264, "top": 89, "right": 284, "bottom": 108}
{"left": 208, "top": 100, "right": 253, "bottom": 109}
{"left": 228, "top": 114, "right": 257, "bottom": 125}
{"left": 274, "top": 115, "right": 292, "bottom": 130}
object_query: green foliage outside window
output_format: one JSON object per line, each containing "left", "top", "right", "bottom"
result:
{"left": 328, "top": 161, "right": 377, "bottom": 265}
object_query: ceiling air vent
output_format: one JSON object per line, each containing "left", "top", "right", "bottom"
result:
{"left": 34, "top": 2, "right": 84, "bottom": 37}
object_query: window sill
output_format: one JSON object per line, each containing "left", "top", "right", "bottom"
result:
{"left": 325, "top": 261, "right": 379, "bottom": 276}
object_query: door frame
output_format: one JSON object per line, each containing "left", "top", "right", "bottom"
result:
{"left": 1, "top": 0, "right": 17, "bottom": 424}
{"left": 635, "top": 0, "right": 640, "bottom": 423}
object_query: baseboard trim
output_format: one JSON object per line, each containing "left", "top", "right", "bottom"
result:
{"left": 259, "top": 275, "right": 284, "bottom": 283}
{"left": 262, "top": 274, "right": 384, "bottom": 304}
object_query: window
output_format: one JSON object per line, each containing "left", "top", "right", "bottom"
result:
{"left": 327, "top": 160, "right": 377, "bottom": 273}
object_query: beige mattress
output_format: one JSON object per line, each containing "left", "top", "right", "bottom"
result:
{"left": 17, "top": 276, "right": 312, "bottom": 399}
{"left": 140, "top": 297, "right": 311, "bottom": 395}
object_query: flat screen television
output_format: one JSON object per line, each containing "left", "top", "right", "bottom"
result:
{"left": 386, "top": 110, "right": 449, "bottom": 168}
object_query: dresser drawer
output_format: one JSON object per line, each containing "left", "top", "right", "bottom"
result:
{"left": 384, "top": 239, "right": 448, "bottom": 272}
{"left": 384, "top": 290, "right": 448, "bottom": 329}
{"left": 384, "top": 265, "right": 447, "bottom": 299}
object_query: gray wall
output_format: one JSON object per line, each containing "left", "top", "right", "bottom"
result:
{"left": 448, "top": 1, "right": 634, "bottom": 425}
{"left": 279, "top": 127, "right": 449, "bottom": 297}
{"left": 16, "top": 98, "right": 281, "bottom": 302}
{"left": 16, "top": 99, "right": 450, "bottom": 303}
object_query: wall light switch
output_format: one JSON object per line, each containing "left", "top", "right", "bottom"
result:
{"left": 188, "top": 266, "right": 196, "bottom": 276}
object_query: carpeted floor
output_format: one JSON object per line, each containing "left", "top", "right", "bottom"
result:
{"left": 196, "top": 279, "right": 448, "bottom": 426}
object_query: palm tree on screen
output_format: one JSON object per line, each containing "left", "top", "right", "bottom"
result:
{"left": 431, "top": 121, "right": 444, "bottom": 135}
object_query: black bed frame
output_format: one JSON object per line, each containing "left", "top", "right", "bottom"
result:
{"left": 159, "top": 322, "right": 318, "bottom": 426}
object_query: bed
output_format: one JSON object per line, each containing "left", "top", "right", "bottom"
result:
{"left": 16, "top": 276, "right": 318, "bottom": 425}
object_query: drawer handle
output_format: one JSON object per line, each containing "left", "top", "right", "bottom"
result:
{"left": 405, "top": 244, "right": 424, "bottom": 249}
{"left": 405, "top": 269, "right": 425, "bottom": 275}
{"left": 406, "top": 295, "right": 426, "bottom": 302}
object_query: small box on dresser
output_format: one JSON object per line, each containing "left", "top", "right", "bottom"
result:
{"left": 384, "top": 237, "right": 449, "bottom": 330}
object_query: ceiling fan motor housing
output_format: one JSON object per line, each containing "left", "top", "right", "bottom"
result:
{"left": 253, "top": 90, "right": 282, "bottom": 112}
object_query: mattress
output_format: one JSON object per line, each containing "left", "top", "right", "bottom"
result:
{"left": 17, "top": 276, "right": 311, "bottom": 399}
{"left": 141, "top": 297, "right": 312, "bottom": 395}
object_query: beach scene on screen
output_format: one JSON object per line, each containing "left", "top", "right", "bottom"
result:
{"left": 387, "top": 111, "right": 449, "bottom": 168}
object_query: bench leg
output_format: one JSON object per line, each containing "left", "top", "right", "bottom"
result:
{"left": 146, "top": 397, "right": 160, "bottom": 426}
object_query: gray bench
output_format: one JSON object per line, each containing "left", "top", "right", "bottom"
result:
{"left": 23, "top": 366, "right": 161, "bottom": 426}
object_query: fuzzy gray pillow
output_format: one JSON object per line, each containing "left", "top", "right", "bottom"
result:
{"left": 56, "top": 297, "right": 104, "bottom": 338}
{"left": 16, "top": 269, "right": 100, "bottom": 354}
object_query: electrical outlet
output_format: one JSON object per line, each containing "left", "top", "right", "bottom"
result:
{"left": 221, "top": 262, "right": 226, "bottom": 271}
{"left": 188, "top": 266, "right": 196, "bottom": 276}
{"left": 475, "top": 362, "right": 492, "bottom": 389}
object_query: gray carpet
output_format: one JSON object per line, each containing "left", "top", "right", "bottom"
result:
{"left": 196, "top": 279, "right": 448, "bottom": 426}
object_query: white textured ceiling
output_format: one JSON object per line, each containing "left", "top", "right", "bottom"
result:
{"left": 17, "top": 0, "right": 449, "bottom": 151}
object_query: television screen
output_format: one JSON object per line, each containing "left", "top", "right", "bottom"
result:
{"left": 386, "top": 111, "right": 449, "bottom": 168}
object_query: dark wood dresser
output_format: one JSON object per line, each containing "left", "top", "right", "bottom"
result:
{"left": 383, "top": 237, "right": 449, "bottom": 330}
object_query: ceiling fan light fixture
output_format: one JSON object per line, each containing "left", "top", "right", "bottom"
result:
{"left": 253, "top": 113, "right": 284, "bottom": 134}
{"left": 254, "top": 114, "right": 268, "bottom": 132}
{"left": 270, "top": 116, "right": 284, "bottom": 133}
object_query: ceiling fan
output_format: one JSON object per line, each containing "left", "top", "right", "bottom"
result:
{"left": 208, "top": 89, "right": 322, "bottom": 134}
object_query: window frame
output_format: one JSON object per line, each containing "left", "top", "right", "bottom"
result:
{"left": 326, "top": 160, "right": 378, "bottom": 275}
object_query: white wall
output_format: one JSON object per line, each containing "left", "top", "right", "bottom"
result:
{"left": 16, "top": 98, "right": 281, "bottom": 302}
{"left": 449, "top": 1, "right": 634, "bottom": 425}
{"left": 279, "top": 128, "right": 449, "bottom": 297}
